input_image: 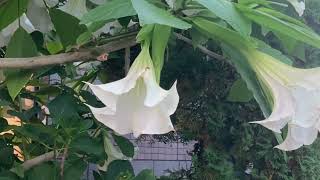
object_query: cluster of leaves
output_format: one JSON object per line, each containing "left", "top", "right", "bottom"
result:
{"left": 0, "top": 1, "right": 155, "bottom": 179}
{"left": 1, "top": 0, "right": 320, "bottom": 179}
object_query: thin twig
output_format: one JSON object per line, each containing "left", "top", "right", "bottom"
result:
{"left": 124, "top": 47, "right": 131, "bottom": 74}
{"left": 21, "top": 151, "right": 55, "bottom": 171}
{"left": 173, "top": 33, "right": 226, "bottom": 60}
{"left": 60, "top": 146, "right": 69, "bottom": 179}
{"left": 0, "top": 36, "right": 137, "bottom": 69}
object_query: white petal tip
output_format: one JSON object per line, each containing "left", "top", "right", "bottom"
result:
{"left": 249, "top": 121, "right": 282, "bottom": 133}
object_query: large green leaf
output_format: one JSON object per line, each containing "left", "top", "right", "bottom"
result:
{"left": 192, "top": 17, "right": 255, "bottom": 49}
{"left": 133, "top": 169, "right": 156, "bottom": 180}
{"left": 70, "top": 133, "right": 105, "bottom": 157}
{"left": 131, "top": 0, "right": 191, "bottom": 29}
{"left": 47, "top": 93, "right": 80, "bottom": 126}
{"left": 113, "top": 134, "right": 135, "bottom": 158}
{"left": 5, "top": 28, "right": 38, "bottom": 100}
{"left": 64, "top": 158, "right": 87, "bottom": 180}
{"left": 236, "top": 5, "right": 320, "bottom": 49}
{"left": 0, "top": 0, "right": 29, "bottom": 31}
{"left": 49, "top": 9, "right": 87, "bottom": 48}
{"left": 104, "top": 160, "right": 134, "bottom": 180}
{"left": 227, "top": 78, "right": 253, "bottom": 102}
{"left": 81, "top": 0, "right": 136, "bottom": 24}
{"left": 25, "top": 163, "right": 57, "bottom": 180}
{"left": 0, "top": 117, "right": 8, "bottom": 132}
{"left": 195, "top": 0, "right": 251, "bottom": 36}
{"left": 0, "top": 141, "right": 14, "bottom": 169}
{"left": 151, "top": 24, "right": 171, "bottom": 83}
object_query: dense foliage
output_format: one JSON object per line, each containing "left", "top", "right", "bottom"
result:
{"left": 1, "top": 0, "right": 320, "bottom": 180}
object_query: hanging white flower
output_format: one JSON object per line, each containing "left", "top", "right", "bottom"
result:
{"left": 85, "top": 41, "right": 179, "bottom": 137}
{"left": 246, "top": 50, "right": 320, "bottom": 151}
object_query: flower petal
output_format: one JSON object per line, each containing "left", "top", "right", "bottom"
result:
{"left": 251, "top": 71, "right": 293, "bottom": 133}
{"left": 143, "top": 69, "right": 177, "bottom": 108}
{"left": 85, "top": 82, "right": 119, "bottom": 111}
{"left": 290, "top": 87, "right": 320, "bottom": 128}
{"left": 275, "top": 124, "right": 318, "bottom": 151}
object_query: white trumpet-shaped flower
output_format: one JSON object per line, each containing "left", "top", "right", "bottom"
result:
{"left": 86, "top": 42, "right": 179, "bottom": 137}
{"left": 245, "top": 50, "right": 320, "bottom": 151}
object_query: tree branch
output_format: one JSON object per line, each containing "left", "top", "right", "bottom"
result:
{"left": 173, "top": 33, "right": 226, "bottom": 60}
{"left": 0, "top": 32, "right": 224, "bottom": 70}
{"left": 0, "top": 36, "right": 137, "bottom": 69}
{"left": 21, "top": 151, "right": 55, "bottom": 171}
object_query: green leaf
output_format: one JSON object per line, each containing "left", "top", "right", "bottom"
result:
{"left": 227, "top": 79, "right": 253, "bottom": 102}
{"left": 131, "top": 0, "right": 191, "bottom": 29}
{"left": 192, "top": 17, "right": 255, "bottom": 50}
{"left": 133, "top": 169, "right": 156, "bottom": 180}
{"left": 0, "top": 117, "right": 8, "bottom": 132}
{"left": 64, "top": 158, "right": 87, "bottom": 180}
{"left": 104, "top": 160, "right": 134, "bottom": 180}
{"left": 49, "top": 9, "right": 87, "bottom": 48}
{"left": 255, "top": 39, "right": 293, "bottom": 65}
{"left": 47, "top": 93, "right": 80, "bottom": 122}
{"left": 5, "top": 28, "right": 38, "bottom": 100}
{"left": 136, "top": 24, "right": 155, "bottom": 42}
{"left": 81, "top": 0, "right": 136, "bottom": 24}
{"left": 0, "top": 142, "right": 14, "bottom": 169}
{"left": 46, "top": 41, "right": 64, "bottom": 54}
{"left": 0, "top": 171, "right": 19, "bottom": 180}
{"left": 0, "top": 0, "right": 29, "bottom": 31}
{"left": 112, "top": 134, "right": 134, "bottom": 158}
{"left": 236, "top": 5, "right": 320, "bottom": 49}
{"left": 195, "top": 0, "right": 251, "bottom": 36}
{"left": 152, "top": 25, "right": 171, "bottom": 83}
{"left": 13, "top": 124, "right": 57, "bottom": 145}
{"left": 25, "top": 163, "right": 57, "bottom": 180}
{"left": 70, "top": 133, "right": 105, "bottom": 157}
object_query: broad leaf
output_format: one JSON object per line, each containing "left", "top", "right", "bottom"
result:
{"left": 192, "top": 17, "right": 255, "bottom": 49}
{"left": 70, "top": 133, "right": 105, "bottom": 157}
{"left": 131, "top": 0, "right": 191, "bottom": 29}
{"left": 0, "top": 0, "right": 29, "bottom": 31}
{"left": 113, "top": 134, "right": 135, "bottom": 158}
{"left": 104, "top": 160, "right": 134, "bottom": 180}
{"left": 49, "top": 9, "right": 87, "bottom": 48}
{"left": 136, "top": 24, "right": 154, "bottom": 42}
{"left": 81, "top": 0, "right": 136, "bottom": 24}
{"left": 0, "top": 117, "right": 8, "bottom": 132}
{"left": 227, "top": 78, "right": 253, "bottom": 102}
{"left": 236, "top": 5, "right": 320, "bottom": 49}
{"left": 133, "top": 169, "right": 156, "bottom": 180}
{"left": 5, "top": 28, "right": 37, "bottom": 100}
{"left": 47, "top": 93, "right": 80, "bottom": 127}
{"left": 25, "top": 163, "right": 57, "bottom": 180}
{"left": 195, "top": 0, "right": 251, "bottom": 36}
{"left": 64, "top": 158, "right": 87, "bottom": 180}
{"left": 152, "top": 25, "right": 171, "bottom": 83}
